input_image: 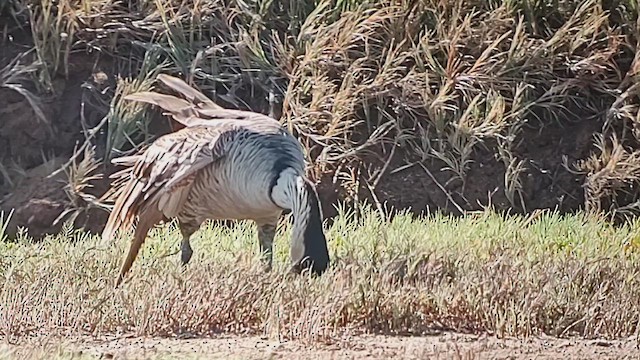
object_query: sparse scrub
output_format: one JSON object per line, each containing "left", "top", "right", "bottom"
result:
{"left": 3, "top": 0, "right": 640, "bottom": 219}
{"left": 1, "top": 207, "right": 640, "bottom": 341}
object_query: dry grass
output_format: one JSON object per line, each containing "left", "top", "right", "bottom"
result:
{"left": 0, "top": 343, "right": 93, "bottom": 360}
{"left": 2, "top": 0, "right": 640, "bottom": 217}
{"left": 2, "top": 207, "right": 640, "bottom": 343}
{"left": 2, "top": 2, "right": 640, "bottom": 351}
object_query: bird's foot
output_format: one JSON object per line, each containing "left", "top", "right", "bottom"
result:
{"left": 261, "top": 262, "right": 273, "bottom": 273}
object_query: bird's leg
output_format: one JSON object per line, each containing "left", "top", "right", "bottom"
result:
{"left": 257, "top": 222, "right": 277, "bottom": 272}
{"left": 181, "top": 236, "right": 193, "bottom": 265}
{"left": 179, "top": 221, "right": 200, "bottom": 266}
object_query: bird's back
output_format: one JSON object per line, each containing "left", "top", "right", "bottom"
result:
{"left": 174, "top": 118, "right": 306, "bottom": 221}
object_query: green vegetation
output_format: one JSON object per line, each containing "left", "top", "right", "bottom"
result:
{"left": 1, "top": 207, "right": 640, "bottom": 340}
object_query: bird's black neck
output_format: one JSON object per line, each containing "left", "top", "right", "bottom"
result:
{"left": 291, "top": 180, "right": 330, "bottom": 275}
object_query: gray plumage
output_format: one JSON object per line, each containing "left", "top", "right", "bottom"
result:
{"left": 102, "top": 74, "right": 330, "bottom": 287}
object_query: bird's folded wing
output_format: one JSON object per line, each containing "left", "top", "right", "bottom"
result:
{"left": 133, "top": 126, "right": 232, "bottom": 213}
{"left": 102, "top": 125, "right": 235, "bottom": 241}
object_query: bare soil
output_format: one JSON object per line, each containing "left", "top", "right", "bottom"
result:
{"left": 3, "top": 333, "right": 639, "bottom": 359}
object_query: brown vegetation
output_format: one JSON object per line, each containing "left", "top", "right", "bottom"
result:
{"left": 2, "top": 209, "right": 640, "bottom": 344}
{"left": 1, "top": 0, "right": 640, "bottom": 237}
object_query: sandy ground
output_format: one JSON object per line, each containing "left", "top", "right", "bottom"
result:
{"left": 3, "top": 332, "right": 640, "bottom": 360}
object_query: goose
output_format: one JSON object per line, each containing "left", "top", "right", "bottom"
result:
{"left": 102, "top": 74, "right": 330, "bottom": 287}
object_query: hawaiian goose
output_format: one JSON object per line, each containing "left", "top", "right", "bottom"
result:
{"left": 102, "top": 74, "right": 330, "bottom": 287}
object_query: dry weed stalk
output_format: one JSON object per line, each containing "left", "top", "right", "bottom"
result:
{"left": 2, "top": 208, "right": 640, "bottom": 340}
{"left": 5, "top": 0, "right": 640, "bottom": 217}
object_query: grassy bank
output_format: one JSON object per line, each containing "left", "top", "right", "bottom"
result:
{"left": 2, "top": 0, "right": 640, "bottom": 224}
{"left": 1, "top": 207, "right": 640, "bottom": 342}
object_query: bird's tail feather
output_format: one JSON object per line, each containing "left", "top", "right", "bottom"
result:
{"left": 102, "top": 173, "right": 166, "bottom": 287}
{"left": 115, "top": 204, "right": 164, "bottom": 287}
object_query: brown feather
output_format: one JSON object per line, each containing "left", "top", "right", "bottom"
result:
{"left": 124, "top": 91, "right": 263, "bottom": 128}
{"left": 124, "top": 92, "right": 198, "bottom": 127}
{"left": 124, "top": 74, "right": 223, "bottom": 132}
{"left": 110, "top": 154, "right": 141, "bottom": 166}
{"left": 102, "top": 125, "right": 233, "bottom": 286}
{"left": 156, "top": 74, "right": 221, "bottom": 109}
{"left": 102, "top": 179, "right": 142, "bottom": 243}
{"left": 124, "top": 75, "right": 275, "bottom": 131}
{"left": 115, "top": 204, "right": 164, "bottom": 287}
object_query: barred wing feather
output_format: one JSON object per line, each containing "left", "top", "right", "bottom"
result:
{"left": 102, "top": 125, "right": 235, "bottom": 286}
